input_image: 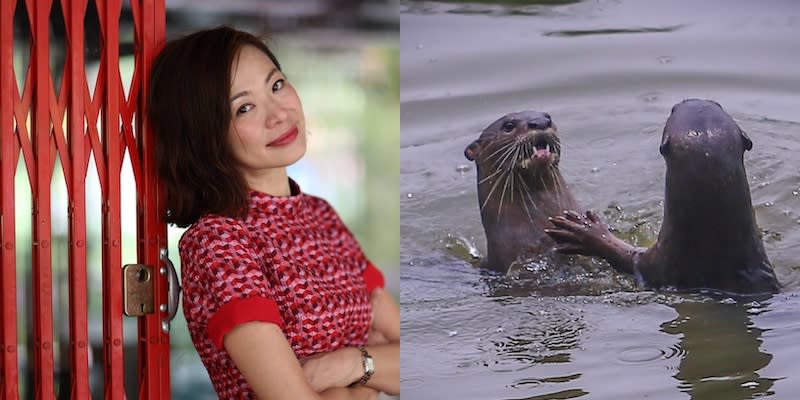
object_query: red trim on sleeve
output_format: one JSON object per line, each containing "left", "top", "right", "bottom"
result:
{"left": 208, "top": 296, "right": 284, "bottom": 350}
{"left": 363, "top": 262, "right": 385, "bottom": 293}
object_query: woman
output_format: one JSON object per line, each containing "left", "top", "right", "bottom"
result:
{"left": 147, "top": 26, "right": 400, "bottom": 399}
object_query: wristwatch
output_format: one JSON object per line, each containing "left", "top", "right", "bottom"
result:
{"left": 353, "top": 346, "right": 374, "bottom": 385}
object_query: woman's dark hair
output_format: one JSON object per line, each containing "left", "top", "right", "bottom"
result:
{"left": 147, "top": 26, "right": 282, "bottom": 227}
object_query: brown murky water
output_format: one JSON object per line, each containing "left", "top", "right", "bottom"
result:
{"left": 400, "top": 0, "right": 800, "bottom": 399}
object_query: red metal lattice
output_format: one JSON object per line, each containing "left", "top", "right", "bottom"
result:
{"left": 0, "top": 0, "right": 168, "bottom": 398}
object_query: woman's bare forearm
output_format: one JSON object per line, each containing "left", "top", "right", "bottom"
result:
{"left": 319, "top": 386, "right": 378, "bottom": 400}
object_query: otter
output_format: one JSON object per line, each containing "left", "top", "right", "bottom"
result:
{"left": 546, "top": 99, "right": 779, "bottom": 294}
{"left": 465, "top": 111, "right": 581, "bottom": 273}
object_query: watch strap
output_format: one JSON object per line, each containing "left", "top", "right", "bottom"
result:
{"left": 353, "top": 346, "right": 374, "bottom": 385}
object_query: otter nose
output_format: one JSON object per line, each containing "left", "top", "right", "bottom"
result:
{"left": 527, "top": 116, "right": 551, "bottom": 130}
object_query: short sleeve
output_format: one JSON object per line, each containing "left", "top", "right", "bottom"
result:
{"left": 363, "top": 261, "right": 385, "bottom": 293}
{"left": 309, "top": 197, "right": 385, "bottom": 291}
{"left": 180, "top": 218, "right": 284, "bottom": 350}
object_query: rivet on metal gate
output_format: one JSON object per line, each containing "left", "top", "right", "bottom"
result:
{"left": 76, "top": 240, "right": 85, "bottom": 247}
{"left": 113, "top": 339, "right": 121, "bottom": 346}
{"left": 78, "top": 341, "right": 86, "bottom": 348}
{"left": 112, "top": 239, "right": 120, "bottom": 247}
{"left": 7, "top": 345, "right": 15, "bottom": 353}
{"left": 42, "top": 240, "right": 50, "bottom": 248}
{"left": 43, "top": 342, "right": 50, "bottom": 350}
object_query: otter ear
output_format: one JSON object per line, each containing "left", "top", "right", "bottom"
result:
{"left": 464, "top": 139, "right": 483, "bottom": 161}
{"left": 740, "top": 129, "right": 753, "bottom": 151}
{"left": 659, "top": 135, "right": 670, "bottom": 156}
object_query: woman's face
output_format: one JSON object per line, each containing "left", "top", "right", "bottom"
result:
{"left": 226, "top": 44, "right": 306, "bottom": 181}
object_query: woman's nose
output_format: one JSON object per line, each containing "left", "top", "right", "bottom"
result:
{"left": 264, "top": 100, "right": 290, "bottom": 128}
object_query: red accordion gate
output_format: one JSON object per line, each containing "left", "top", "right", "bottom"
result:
{"left": 1, "top": 0, "right": 171, "bottom": 398}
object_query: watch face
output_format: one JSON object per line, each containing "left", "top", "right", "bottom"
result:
{"left": 365, "top": 355, "right": 375, "bottom": 373}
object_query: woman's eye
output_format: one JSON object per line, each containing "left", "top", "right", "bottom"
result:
{"left": 272, "top": 79, "right": 285, "bottom": 92}
{"left": 236, "top": 104, "right": 254, "bottom": 115}
{"left": 503, "top": 121, "right": 515, "bottom": 132}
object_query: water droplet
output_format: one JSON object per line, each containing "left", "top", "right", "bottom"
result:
{"left": 657, "top": 56, "right": 674, "bottom": 64}
{"left": 456, "top": 164, "right": 470, "bottom": 173}
{"left": 408, "top": 261, "right": 415, "bottom": 266}
{"left": 765, "top": 202, "right": 774, "bottom": 207}
{"left": 416, "top": 44, "right": 424, "bottom": 50}
{"left": 721, "top": 298, "right": 737, "bottom": 304}
{"left": 448, "top": 330, "right": 458, "bottom": 337}
{"left": 758, "top": 181, "right": 770, "bottom": 188}
{"left": 611, "top": 162, "right": 617, "bottom": 167}
{"left": 792, "top": 190, "right": 799, "bottom": 196}
{"left": 639, "top": 92, "right": 659, "bottom": 103}
{"left": 496, "top": 327, "right": 504, "bottom": 333}
{"left": 591, "top": 167, "right": 600, "bottom": 173}
{"left": 407, "top": 193, "right": 414, "bottom": 198}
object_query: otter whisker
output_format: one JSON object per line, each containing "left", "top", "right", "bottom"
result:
{"left": 478, "top": 167, "right": 506, "bottom": 185}
{"left": 480, "top": 167, "right": 510, "bottom": 213}
{"left": 548, "top": 166, "right": 562, "bottom": 207}
{"left": 508, "top": 144, "right": 524, "bottom": 203}
{"left": 490, "top": 142, "right": 518, "bottom": 172}
{"left": 516, "top": 171, "right": 538, "bottom": 222}
{"left": 496, "top": 169, "right": 514, "bottom": 222}
{"left": 485, "top": 138, "right": 517, "bottom": 164}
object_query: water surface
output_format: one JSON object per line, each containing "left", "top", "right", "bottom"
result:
{"left": 400, "top": 0, "right": 800, "bottom": 399}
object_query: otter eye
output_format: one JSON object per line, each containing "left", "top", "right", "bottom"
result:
{"left": 503, "top": 121, "right": 516, "bottom": 132}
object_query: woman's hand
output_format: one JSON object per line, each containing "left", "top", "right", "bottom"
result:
{"left": 367, "top": 328, "right": 389, "bottom": 345}
{"left": 300, "top": 347, "right": 362, "bottom": 392}
{"left": 370, "top": 288, "right": 400, "bottom": 342}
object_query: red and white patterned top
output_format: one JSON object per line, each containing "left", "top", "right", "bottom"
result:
{"left": 179, "top": 179, "right": 385, "bottom": 398}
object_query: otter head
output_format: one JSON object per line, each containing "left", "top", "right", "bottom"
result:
{"left": 464, "top": 111, "right": 562, "bottom": 172}
{"left": 659, "top": 98, "right": 756, "bottom": 218}
{"left": 659, "top": 99, "right": 752, "bottom": 172}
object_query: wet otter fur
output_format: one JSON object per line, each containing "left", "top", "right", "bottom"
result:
{"left": 465, "top": 111, "right": 581, "bottom": 273}
{"left": 547, "top": 99, "right": 780, "bottom": 294}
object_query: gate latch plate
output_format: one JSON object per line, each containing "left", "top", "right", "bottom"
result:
{"left": 122, "top": 264, "right": 155, "bottom": 316}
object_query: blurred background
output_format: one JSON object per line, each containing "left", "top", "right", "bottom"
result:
{"left": 11, "top": 0, "right": 398, "bottom": 398}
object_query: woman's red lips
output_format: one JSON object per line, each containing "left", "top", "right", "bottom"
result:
{"left": 268, "top": 127, "right": 299, "bottom": 146}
